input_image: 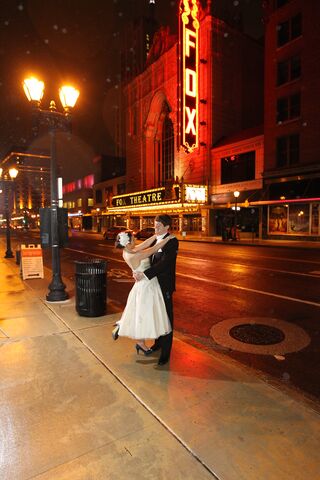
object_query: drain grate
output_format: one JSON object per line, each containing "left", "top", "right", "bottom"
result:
{"left": 229, "top": 323, "right": 285, "bottom": 346}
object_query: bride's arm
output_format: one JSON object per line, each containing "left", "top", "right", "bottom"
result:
{"left": 132, "top": 234, "right": 157, "bottom": 252}
{"left": 134, "top": 235, "right": 175, "bottom": 260}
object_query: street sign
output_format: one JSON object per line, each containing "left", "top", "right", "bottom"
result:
{"left": 20, "top": 244, "right": 44, "bottom": 280}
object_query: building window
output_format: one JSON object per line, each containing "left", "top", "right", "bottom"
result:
{"left": 95, "top": 189, "right": 102, "bottom": 203}
{"left": 276, "top": 134, "right": 299, "bottom": 167}
{"left": 276, "top": 0, "right": 289, "bottom": 7}
{"left": 289, "top": 203, "right": 309, "bottom": 234}
{"left": 277, "top": 13, "right": 302, "bottom": 47}
{"left": 277, "top": 93, "right": 301, "bottom": 123}
{"left": 117, "top": 183, "right": 126, "bottom": 195}
{"left": 105, "top": 186, "right": 113, "bottom": 207}
{"left": 88, "top": 198, "right": 94, "bottom": 207}
{"left": 162, "top": 116, "right": 174, "bottom": 183}
{"left": 277, "top": 55, "right": 301, "bottom": 85}
{"left": 221, "top": 151, "right": 255, "bottom": 185}
{"left": 132, "top": 105, "right": 137, "bottom": 136}
{"left": 77, "top": 198, "right": 82, "bottom": 207}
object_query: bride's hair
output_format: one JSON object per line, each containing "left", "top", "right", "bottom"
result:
{"left": 115, "top": 230, "right": 133, "bottom": 249}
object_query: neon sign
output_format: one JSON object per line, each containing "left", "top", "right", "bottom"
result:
{"left": 179, "top": 0, "right": 199, "bottom": 153}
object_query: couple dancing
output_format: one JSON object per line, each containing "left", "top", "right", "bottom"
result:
{"left": 113, "top": 214, "right": 178, "bottom": 366}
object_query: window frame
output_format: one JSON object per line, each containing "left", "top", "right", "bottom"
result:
{"left": 220, "top": 151, "right": 256, "bottom": 185}
{"left": 276, "top": 134, "right": 300, "bottom": 167}
{"left": 161, "top": 115, "right": 175, "bottom": 184}
{"left": 277, "top": 13, "right": 302, "bottom": 48}
{"left": 277, "top": 55, "right": 301, "bottom": 86}
{"left": 276, "top": 92, "right": 301, "bottom": 123}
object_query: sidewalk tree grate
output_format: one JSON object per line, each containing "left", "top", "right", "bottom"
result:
{"left": 229, "top": 323, "right": 285, "bottom": 345}
{"left": 210, "top": 317, "right": 310, "bottom": 355}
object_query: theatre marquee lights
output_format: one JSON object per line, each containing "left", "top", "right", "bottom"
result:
{"left": 179, "top": 0, "right": 199, "bottom": 153}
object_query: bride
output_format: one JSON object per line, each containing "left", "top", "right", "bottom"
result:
{"left": 112, "top": 230, "right": 174, "bottom": 355}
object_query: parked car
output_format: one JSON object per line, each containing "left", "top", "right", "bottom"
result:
{"left": 135, "top": 227, "right": 155, "bottom": 240}
{"left": 103, "top": 226, "right": 127, "bottom": 240}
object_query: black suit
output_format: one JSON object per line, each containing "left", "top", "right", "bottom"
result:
{"left": 144, "top": 234, "right": 179, "bottom": 360}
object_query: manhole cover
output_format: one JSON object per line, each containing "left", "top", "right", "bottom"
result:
{"left": 229, "top": 323, "right": 285, "bottom": 345}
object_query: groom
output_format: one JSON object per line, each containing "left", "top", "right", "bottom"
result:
{"left": 133, "top": 214, "right": 179, "bottom": 366}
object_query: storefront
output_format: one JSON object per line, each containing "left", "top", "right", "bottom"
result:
{"left": 258, "top": 177, "right": 320, "bottom": 239}
{"left": 264, "top": 199, "right": 320, "bottom": 238}
{"left": 104, "top": 184, "right": 208, "bottom": 236}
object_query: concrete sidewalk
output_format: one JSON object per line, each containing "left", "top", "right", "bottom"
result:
{"left": 1, "top": 253, "right": 320, "bottom": 479}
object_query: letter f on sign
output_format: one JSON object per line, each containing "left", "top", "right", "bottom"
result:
{"left": 185, "top": 29, "right": 196, "bottom": 57}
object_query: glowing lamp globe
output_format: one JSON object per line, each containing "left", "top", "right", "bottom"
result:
{"left": 23, "top": 77, "right": 44, "bottom": 103}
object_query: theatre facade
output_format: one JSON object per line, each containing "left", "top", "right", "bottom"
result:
{"left": 97, "top": 0, "right": 264, "bottom": 238}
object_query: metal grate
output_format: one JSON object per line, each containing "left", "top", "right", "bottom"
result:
{"left": 229, "top": 324, "right": 285, "bottom": 346}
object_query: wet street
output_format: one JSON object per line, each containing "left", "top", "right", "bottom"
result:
{"left": 14, "top": 230, "right": 320, "bottom": 402}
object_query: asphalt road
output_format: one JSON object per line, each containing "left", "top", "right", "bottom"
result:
{"left": 14, "top": 230, "right": 320, "bottom": 402}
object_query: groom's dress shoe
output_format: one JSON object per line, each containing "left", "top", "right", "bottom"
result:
{"left": 157, "top": 357, "right": 169, "bottom": 366}
{"left": 150, "top": 344, "right": 161, "bottom": 352}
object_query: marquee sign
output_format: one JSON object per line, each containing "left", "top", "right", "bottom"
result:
{"left": 112, "top": 188, "right": 169, "bottom": 208}
{"left": 179, "top": 0, "right": 199, "bottom": 153}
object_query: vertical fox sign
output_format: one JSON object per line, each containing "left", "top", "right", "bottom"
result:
{"left": 179, "top": 0, "right": 199, "bottom": 153}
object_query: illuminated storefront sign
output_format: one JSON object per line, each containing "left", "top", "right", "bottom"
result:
{"left": 110, "top": 184, "right": 206, "bottom": 211}
{"left": 112, "top": 188, "right": 168, "bottom": 208}
{"left": 179, "top": 0, "right": 199, "bottom": 152}
{"left": 184, "top": 184, "right": 207, "bottom": 203}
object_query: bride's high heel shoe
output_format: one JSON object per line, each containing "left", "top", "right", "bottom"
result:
{"left": 112, "top": 325, "right": 120, "bottom": 340}
{"left": 135, "top": 344, "right": 152, "bottom": 356}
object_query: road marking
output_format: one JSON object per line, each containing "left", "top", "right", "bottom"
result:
{"left": 181, "top": 251, "right": 320, "bottom": 266}
{"left": 177, "top": 272, "right": 320, "bottom": 308}
{"left": 179, "top": 256, "right": 320, "bottom": 279}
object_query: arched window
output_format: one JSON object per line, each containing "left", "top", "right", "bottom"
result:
{"left": 161, "top": 115, "right": 174, "bottom": 183}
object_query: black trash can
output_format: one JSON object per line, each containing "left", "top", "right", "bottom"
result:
{"left": 75, "top": 259, "right": 107, "bottom": 317}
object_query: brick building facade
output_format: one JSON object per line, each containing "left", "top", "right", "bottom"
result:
{"left": 105, "top": 1, "right": 264, "bottom": 238}
{"left": 262, "top": 0, "right": 320, "bottom": 238}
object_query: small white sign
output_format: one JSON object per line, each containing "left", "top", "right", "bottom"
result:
{"left": 21, "top": 244, "right": 44, "bottom": 280}
{"left": 185, "top": 186, "right": 206, "bottom": 202}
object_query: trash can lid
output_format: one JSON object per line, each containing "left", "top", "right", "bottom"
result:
{"left": 75, "top": 259, "right": 107, "bottom": 274}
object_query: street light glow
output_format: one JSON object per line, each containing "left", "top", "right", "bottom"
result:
{"left": 23, "top": 77, "right": 44, "bottom": 103}
{"left": 9, "top": 167, "right": 19, "bottom": 179}
{"left": 59, "top": 85, "right": 80, "bottom": 110}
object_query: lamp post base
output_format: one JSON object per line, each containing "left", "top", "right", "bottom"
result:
{"left": 46, "top": 276, "right": 69, "bottom": 302}
{"left": 5, "top": 250, "right": 14, "bottom": 259}
{"left": 46, "top": 289, "right": 69, "bottom": 302}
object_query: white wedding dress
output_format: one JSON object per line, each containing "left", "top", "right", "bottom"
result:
{"left": 118, "top": 258, "right": 172, "bottom": 339}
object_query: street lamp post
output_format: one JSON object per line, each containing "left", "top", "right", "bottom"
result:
{"left": 233, "top": 190, "right": 240, "bottom": 240}
{"left": 23, "top": 77, "right": 79, "bottom": 302}
{"left": 0, "top": 167, "right": 19, "bottom": 258}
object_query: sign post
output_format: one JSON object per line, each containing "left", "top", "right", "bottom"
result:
{"left": 20, "top": 244, "right": 44, "bottom": 280}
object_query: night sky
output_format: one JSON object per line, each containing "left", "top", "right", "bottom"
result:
{"left": 0, "top": 0, "right": 262, "bottom": 181}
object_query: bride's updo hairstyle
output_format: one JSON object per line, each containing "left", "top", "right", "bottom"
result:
{"left": 115, "top": 230, "right": 133, "bottom": 249}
